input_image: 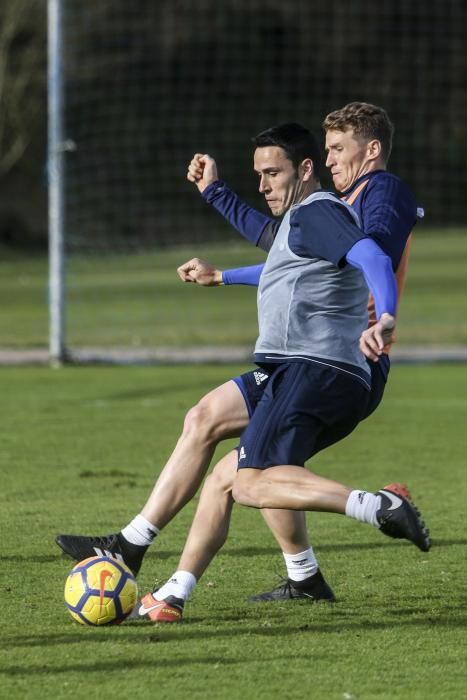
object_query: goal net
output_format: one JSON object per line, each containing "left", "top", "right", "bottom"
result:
{"left": 49, "top": 0, "right": 466, "bottom": 361}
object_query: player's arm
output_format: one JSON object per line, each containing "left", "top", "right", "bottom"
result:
{"left": 366, "top": 236, "right": 411, "bottom": 326}
{"left": 361, "top": 176, "right": 420, "bottom": 344}
{"left": 177, "top": 258, "right": 263, "bottom": 287}
{"left": 345, "top": 239, "right": 397, "bottom": 361}
{"left": 187, "top": 153, "right": 278, "bottom": 252}
{"left": 223, "top": 264, "right": 263, "bottom": 286}
{"left": 360, "top": 176, "right": 419, "bottom": 271}
{"left": 366, "top": 234, "right": 412, "bottom": 354}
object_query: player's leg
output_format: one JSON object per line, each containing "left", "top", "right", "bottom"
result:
{"left": 248, "top": 507, "right": 336, "bottom": 603}
{"left": 139, "top": 378, "right": 249, "bottom": 530}
{"left": 171, "top": 449, "right": 238, "bottom": 579}
{"left": 171, "top": 465, "right": 334, "bottom": 602}
{"left": 138, "top": 449, "right": 237, "bottom": 622}
{"left": 261, "top": 508, "right": 309, "bottom": 552}
{"left": 56, "top": 368, "right": 321, "bottom": 578}
{"left": 247, "top": 359, "right": 395, "bottom": 602}
{"left": 55, "top": 378, "right": 250, "bottom": 573}
{"left": 233, "top": 465, "right": 429, "bottom": 552}
{"left": 139, "top": 450, "right": 334, "bottom": 623}
{"left": 232, "top": 361, "right": 431, "bottom": 552}
{"left": 234, "top": 465, "right": 352, "bottom": 511}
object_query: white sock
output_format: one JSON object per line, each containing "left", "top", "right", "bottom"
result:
{"left": 283, "top": 547, "right": 319, "bottom": 582}
{"left": 154, "top": 570, "right": 197, "bottom": 602}
{"left": 345, "top": 490, "right": 381, "bottom": 527}
{"left": 121, "top": 514, "right": 160, "bottom": 547}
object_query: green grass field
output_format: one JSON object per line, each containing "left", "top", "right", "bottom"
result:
{"left": 1, "top": 228, "right": 467, "bottom": 349}
{"left": 2, "top": 363, "right": 467, "bottom": 699}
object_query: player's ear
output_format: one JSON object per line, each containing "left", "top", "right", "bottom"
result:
{"left": 367, "top": 139, "right": 382, "bottom": 161}
{"left": 300, "top": 158, "right": 314, "bottom": 182}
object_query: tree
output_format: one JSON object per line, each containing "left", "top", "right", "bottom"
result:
{"left": 0, "top": 0, "right": 45, "bottom": 177}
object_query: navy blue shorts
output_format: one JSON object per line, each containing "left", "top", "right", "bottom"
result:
{"left": 237, "top": 361, "right": 372, "bottom": 469}
{"left": 364, "top": 358, "right": 388, "bottom": 418}
{"left": 233, "top": 368, "right": 272, "bottom": 417}
{"left": 234, "top": 359, "right": 387, "bottom": 421}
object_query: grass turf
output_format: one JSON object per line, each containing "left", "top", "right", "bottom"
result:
{"left": 1, "top": 228, "right": 467, "bottom": 349}
{"left": 1, "top": 363, "right": 467, "bottom": 699}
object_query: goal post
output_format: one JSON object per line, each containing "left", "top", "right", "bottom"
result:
{"left": 47, "top": 0, "right": 66, "bottom": 364}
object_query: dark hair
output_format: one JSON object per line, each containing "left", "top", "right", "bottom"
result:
{"left": 252, "top": 123, "right": 322, "bottom": 181}
{"left": 323, "top": 102, "right": 394, "bottom": 163}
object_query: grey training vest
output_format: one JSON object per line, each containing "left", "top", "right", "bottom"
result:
{"left": 254, "top": 191, "right": 370, "bottom": 376}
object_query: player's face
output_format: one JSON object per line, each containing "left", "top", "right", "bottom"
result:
{"left": 325, "top": 128, "right": 378, "bottom": 192}
{"left": 253, "top": 146, "right": 306, "bottom": 216}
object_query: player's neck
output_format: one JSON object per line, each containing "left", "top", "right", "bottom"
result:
{"left": 298, "top": 180, "right": 321, "bottom": 202}
{"left": 359, "top": 160, "right": 386, "bottom": 178}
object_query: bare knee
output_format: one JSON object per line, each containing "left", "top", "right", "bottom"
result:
{"left": 204, "top": 453, "right": 237, "bottom": 495}
{"left": 182, "top": 382, "right": 248, "bottom": 447}
{"left": 203, "top": 469, "right": 232, "bottom": 498}
{"left": 182, "top": 400, "right": 221, "bottom": 447}
{"left": 232, "top": 471, "right": 262, "bottom": 508}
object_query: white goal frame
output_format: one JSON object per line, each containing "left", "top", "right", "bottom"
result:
{"left": 47, "top": 0, "right": 66, "bottom": 365}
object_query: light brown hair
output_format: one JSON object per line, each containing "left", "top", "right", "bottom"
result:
{"left": 323, "top": 102, "right": 394, "bottom": 163}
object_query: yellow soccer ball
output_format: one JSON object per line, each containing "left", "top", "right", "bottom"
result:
{"left": 64, "top": 556, "right": 138, "bottom": 625}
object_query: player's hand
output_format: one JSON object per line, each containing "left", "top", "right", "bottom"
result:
{"left": 177, "top": 258, "right": 224, "bottom": 286}
{"left": 186, "top": 154, "right": 218, "bottom": 193}
{"left": 360, "top": 313, "right": 396, "bottom": 361}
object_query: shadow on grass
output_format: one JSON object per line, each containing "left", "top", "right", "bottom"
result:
{"left": 0, "top": 550, "right": 177, "bottom": 564}
{"left": 3, "top": 622, "right": 465, "bottom": 680}
{"left": 221, "top": 543, "right": 399, "bottom": 558}
{"left": 5, "top": 602, "right": 467, "bottom": 660}
{"left": 0, "top": 554, "right": 66, "bottom": 564}
{"left": 310, "top": 537, "right": 467, "bottom": 552}
{"left": 0, "top": 656, "right": 247, "bottom": 676}
{"left": 220, "top": 538, "right": 467, "bottom": 557}
{"left": 1, "top": 538, "right": 463, "bottom": 567}
{"left": 103, "top": 378, "right": 223, "bottom": 402}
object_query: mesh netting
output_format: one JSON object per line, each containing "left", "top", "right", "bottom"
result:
{"left": 62, "top": 0, "right": 466, "bottom": 252}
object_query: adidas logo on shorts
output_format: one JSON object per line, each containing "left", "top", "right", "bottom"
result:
{"left": 253, "top": 371, "right": 269, "bottom": 386}
{"left": 239, "top": 446, "right": 247, "bottom": 460}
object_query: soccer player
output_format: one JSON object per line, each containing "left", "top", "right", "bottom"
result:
{"left": 136, "top": 118, "right": 430, "bottom": 621}
{"left": 57, "top": 105, "right": 426, "bottom": 608}
{"left": 56, "top": 125, "right": 330, "bottom": 587}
